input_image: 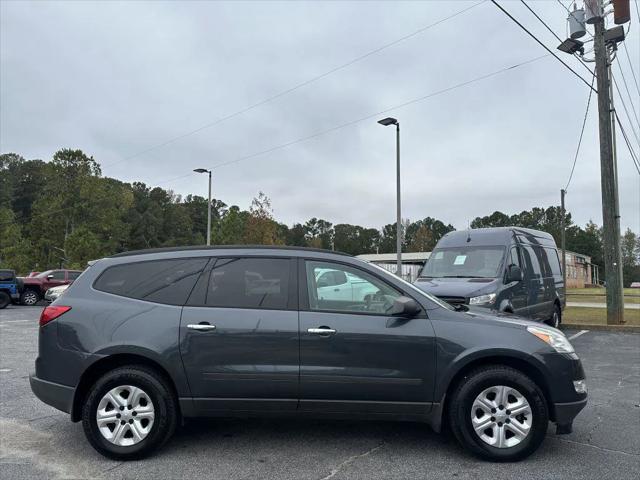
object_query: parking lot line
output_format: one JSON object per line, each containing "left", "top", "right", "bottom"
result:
{"left": 568, "top": 330, "right": 589, "bottom": 341}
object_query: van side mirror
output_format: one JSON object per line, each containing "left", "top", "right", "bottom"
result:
{"left": 389, "top": 296, "right": 421, "bottom": 317}
{"left": 47, "top": 274, "right": 54, "bottom": 280}
{"left": 506, "top": 265, "right": 522, "bottom": 283}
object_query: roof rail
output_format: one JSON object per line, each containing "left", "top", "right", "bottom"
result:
{"left": 109, "top": 245, "right": 353, "bottom": 258}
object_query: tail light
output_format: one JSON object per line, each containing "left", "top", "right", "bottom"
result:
{"left": 40, "top": 305, "right": 71, "bottom": 327}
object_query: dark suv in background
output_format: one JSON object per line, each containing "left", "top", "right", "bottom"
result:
{"left": 414, "top": 228, "right": 564, "bottom": 328}
{"left": 30, "top": 246, "right": 587, "bottom": 461}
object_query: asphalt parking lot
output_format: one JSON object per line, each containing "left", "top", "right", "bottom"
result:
{"left": 1, "top": 306, "right": 638, "bottom": 479}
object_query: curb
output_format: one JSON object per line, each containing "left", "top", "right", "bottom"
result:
{"left": 561, "top": 323, "right": 640, "bottom": 333}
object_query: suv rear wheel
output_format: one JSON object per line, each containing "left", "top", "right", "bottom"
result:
{"left": 448, "top": 365, "right": 548, "bottom": 462}
{"left": 20, "top": 289, "right": 40, "bottom": 306}
{"left": 82, "top": 366, "right": 178, "bottom": 460}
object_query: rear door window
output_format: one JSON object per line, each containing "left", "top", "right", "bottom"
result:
{"left": 204, "top": 257, "right": 292, "bottom": 310}
{"left": 94, "top": 258, "right": 209, "bottom": 305}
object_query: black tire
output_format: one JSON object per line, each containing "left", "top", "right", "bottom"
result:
{"left": 0, "top": 291, "right": 10, "bottom": 309}
{"left": 545, "top": 304, "right": 561, "bottom": 329}
{"left": 82, "top": 365, "right": 178, "bottom": 460}
{"left": 448, "top": 365, "right": 549, "bottom": 462}
{"left": 20, "top": 289, "right": 40, "bottom": 306}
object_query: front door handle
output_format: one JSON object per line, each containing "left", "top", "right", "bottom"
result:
{"left": 187, "top": 324, "right": 216, "bottom": 331}
{"left": 308, "top": 327, "right": 336, "bottom": 335}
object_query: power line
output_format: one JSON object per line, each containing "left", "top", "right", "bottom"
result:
{"left": 103, "top": 0, "right": 486, "bottom": 169}
{"left": 614, "top": 60, "right": 640, "bottom": 130}
{"left": 522, "top": 0, "right": 562, "bottom": 42}
{"left": 612, "top": 70, "right": 640, "bottom": 144}
{"left": 614, "top": 110, "right": 640, "bottom": 173}
{"left": 565, "top": 73, "right": 596, "bottom": 192}
{"left": 491, "top": 0, "right": 596, "bottom": 92}
{"left": 206, "top": 54, "right": 550, "bottom": 171}
{"left": 622, "top": 42, "right": 640, "bottom": 96}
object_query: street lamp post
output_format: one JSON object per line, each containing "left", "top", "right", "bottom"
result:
{"left": 377, "top": 117, "right": 402, "bottom": 279}
{"left": 194, "top": 168, "right": 212, "bottom": 246}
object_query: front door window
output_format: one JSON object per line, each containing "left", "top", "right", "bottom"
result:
{"left": 306, "top": 261, "right": 401, "bottom": 314}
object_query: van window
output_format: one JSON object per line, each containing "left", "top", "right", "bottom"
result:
{"left": 421, "top": 246, "right": 506, "bottom": 279}
{"left": 205, "top": 258, "right": 290, "bottom": 310}
{"left": 509, "top": 247, "right": 521, "bottom": 268}
{"left": 544, "top": 247, "right": 562, "bottom": 276}
{"left": 522, "top": 246, "right": 542, "bottom": 278}
{"left": 94, "top": 258, "right": 208, "bottom": 305}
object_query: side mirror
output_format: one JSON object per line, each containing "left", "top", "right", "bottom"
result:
{"left": 47, "top": 274, "right": 54, "bottom": 280}
{"left": 389, "top": 296, "right": 421, "bottom": 318}
{"left": 506, "top": 265, "right": 522, "bottom": 283}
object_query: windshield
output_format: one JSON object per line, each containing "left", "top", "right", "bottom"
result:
{"left": 366, "top": 262, "right": 455, "bottom": 311}
{"left": 420, "top": 246, "right": 506, "bottom": 279}
{"left": 35, "top": 270, "right": 54, "bottom": 278}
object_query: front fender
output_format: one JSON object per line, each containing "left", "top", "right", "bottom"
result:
{"left": 434, "top": 346, "right": 550, "bottom": 402}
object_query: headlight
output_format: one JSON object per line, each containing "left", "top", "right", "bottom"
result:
{"left": 527, "top": 326, "right": 575, "bottom": 353}
{"left": 469, "top": 293, "right": 496, "bottom": 305}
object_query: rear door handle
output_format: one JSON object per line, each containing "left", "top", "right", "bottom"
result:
{"left": 187, "top": 324, "right": 216, "bottom": 331}
{"left": 308, "top": 327, "right": 336, "bottom": 335}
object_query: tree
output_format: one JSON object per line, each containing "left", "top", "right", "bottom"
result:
{"left": 621, "top": 228, "right": 640, "bottom": 287}
{"left": 243, "top": 192, "right": 282, "bottom": 245}
{"left": 405, "top": 217, "right": 455, "bottom": 252}
{"left": 286, "top": 223, "right": 307, "bottom": 247}
{"left": 0, "top": 207, "right": 32, "bottom": 273}
{"left": 304, "top": 218, "right": 333, "bottom": 249}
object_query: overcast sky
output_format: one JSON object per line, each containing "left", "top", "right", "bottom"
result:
{"left": 1, "top": 0, "right": 639, "bottom": 232}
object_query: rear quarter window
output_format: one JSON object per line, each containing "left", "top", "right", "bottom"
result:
{"left": 94, "top": 258, "right": 209, "bottom": 305}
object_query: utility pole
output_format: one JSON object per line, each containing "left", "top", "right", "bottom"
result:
{"left": 560, "top": 189, "right": 567, "bottom": 306}
{"left": 593, "top": 10, "right": 625, "bottom": 324}
{"left": 395, "top": 122, "right": 402, "bottom": 280}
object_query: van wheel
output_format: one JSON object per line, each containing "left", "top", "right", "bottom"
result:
{"left": 0, "top": 291, "right": 10, "bottom": 309}
{"left": 20, "top": 289, "right": 40, "bottom": 306}
{"left": 82, "top": 366, "right": 177, "bottom": 460}
{"left": 546, "top": 304, "right": 561, "bottom": 329}
{"left": 448, "top": 365, "right": 548, "bottom": 462}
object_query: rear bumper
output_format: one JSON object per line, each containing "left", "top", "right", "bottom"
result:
{"left": 29, "top": 373, "right": 74, "bottom": 415}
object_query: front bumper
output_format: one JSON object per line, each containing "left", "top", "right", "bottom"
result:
{"left": 29, "top": 373, "right": 74, "bottom": 415}
{"left": 553, "top": 397, "right": 587, "bottom": 433}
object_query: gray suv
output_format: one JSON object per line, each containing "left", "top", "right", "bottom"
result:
{"left": 30, "top": 246, "right": 587, "bottom": 462}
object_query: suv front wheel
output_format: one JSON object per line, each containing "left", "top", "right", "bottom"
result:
{"left": 448, "top": 365, "right": 548, "bottom": 462}
{"left": 82, "top": 366, "right": 178, "bottom": 460}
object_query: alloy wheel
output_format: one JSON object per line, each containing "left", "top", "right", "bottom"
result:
{"left": 96, "top": 385, "right": 155, "bottom": 447}
{"left": 22, "top": 291, "right": 38, "bottom": 305}
{"left": 471, "top": 385, "right": 532, "bottom": 448}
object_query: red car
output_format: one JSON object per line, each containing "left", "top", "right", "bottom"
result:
{"left": 19, "top": 269, "right": 83, "bottom": 306}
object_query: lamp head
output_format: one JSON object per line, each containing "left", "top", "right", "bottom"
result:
{"left": 377, "top": 117, "right": 398, "bottom": 126}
